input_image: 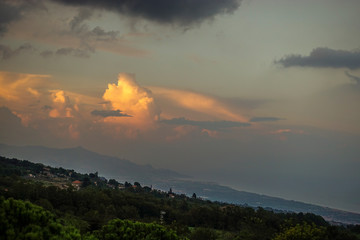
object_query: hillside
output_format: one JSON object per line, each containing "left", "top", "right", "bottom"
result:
{"left": 1, "top": 156, "right": 359, "bottom": 240}
{"left": 1, "top": 143, "right": 360, "bottom": 225}
{"left": 0, "top": 143, "right": 188, "bottom": 183}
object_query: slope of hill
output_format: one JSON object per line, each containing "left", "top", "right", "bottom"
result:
{"left": 155, "top": 179, "right": 360, "bottom": 225}
{"left": 4, "top": 156, "right": 359, "bottom": 240}
{"left": 1, "top": 143, "right": 359, "bottom": 225}
{"left": 0, "top": 143, "right": 187, "bottom": 184}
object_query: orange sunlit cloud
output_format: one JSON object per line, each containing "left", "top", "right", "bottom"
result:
{"left": 101, "top": 73, "right": 159, "bottom": 132}
{"left": 49, "top": 90, "right": 74, "bottom": 118}
{"left": 149, "top": 86, "right": 248, "bottom": 122}
{"left": 0, "top": 71, "right": 55, "bottom": 123}
{"left": 0, "top": 71, "right": 255, "bottom": 141}
{"left": 0, "top": 71, "right": 52, "bottom": 102}
{"left": 0, "top": 71, "right": 99, "bottom": 139}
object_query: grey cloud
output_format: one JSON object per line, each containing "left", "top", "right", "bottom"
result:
{"left": 90, "top": 26, "right": 118, "bottom": 41}
{"left": 40, "top": 50, "right": 54, "bottom": 58}
{"left": 40, "top": 46, "right": 94, "bottom": 58}
{"left": 0, "top": 106, "right": 22, "bottom": 126}
{"left": 0, "top": 106, "right": 33, "bottom": 145}
{"left": 161, "top": 117, "right": 250, "bottom": 130}
{"left": 98, "top": 101, "right": 111, "bottom": 105}
{"left": 91, "top": 109, "right": 132, "bottom": 118}
{"left": 345, "top": 71, "right": 360, "bottom": 85}
{"left": 55, "top": 47, "right": 93, "bottom": 58}
{"left": 69, "top": 8, "right": 118, "bottom": 41}
{"left": 0, "top": 43, "right": 34, "bottom": 60}
{"left": 38, "top": 8, "right": 119, "bottom": 60}
{"left": 276, "top": 47, "right": 360, "bottom": 70}
{"left": 42, "top": 105, "right": 53, "bottom": 111}
{"left": 69, "top": 8, "right": 93, "bottom": 32}
{"left": 250, "top": 117, "right": 284, "bottom": 122}
{"left": 0, "top": 0, "right": 45, "bottom": 37}
{"left": 51, "top": 0, "right": 241, "bottom": 28}
{"left": 0, "top": 1, "right": 21, "bottom": 36}
{"left": 69, "top": 8, "right": 119, "bottom": 40}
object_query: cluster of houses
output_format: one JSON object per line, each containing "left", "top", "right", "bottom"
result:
{"left": 25, "top": 166, "right": 193, "bottom": 199}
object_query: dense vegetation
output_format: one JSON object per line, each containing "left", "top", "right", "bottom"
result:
{"left": 1, "top": 156, "right": 359, "bottom": 239}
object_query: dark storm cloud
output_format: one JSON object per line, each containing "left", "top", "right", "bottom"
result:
{"left": 0, "top": 1, "right": 21, "bottom": 36}
{"left": 0, "top": 43, "right": 34, "bottom": 60}
{"left": 161, "top": 117, "right": 250, "bottom": 130}
{"left": 91, "top": 109, "right": 132, "bottom": 118}
{"left": 345, "top": 71, "right": 360, "bottom": 85}
{"left": 276, "top": 47, "right": 360, "bottom": 70}
{"left": 0, "top": 0, "right": 45, "bottom": 37}
{"left": 250, "top": 117, "right": 284, "bottom": 122}
{"left": 51, "top": 0, "right": 241, "bottom": 27}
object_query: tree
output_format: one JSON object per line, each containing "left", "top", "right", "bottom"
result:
{"left": 89, "top": 172, "right": 98, "bottom": 179}
{"left": 272, "top": 222, "right": 327, "bottom": 240}
{"left": 108, "top": 179, "right": 119, "bottom": 187}
{"left": 82, "top": 177, "right": 91, "bottom": 188}
{"left": 0, "top": 197, "right": 81, "bottom": 240}
{"left": 190, "top": 227, "right": 217, "bottom": 240}
{"left": 93, "top": 219, "right": 181, "bottom": 240}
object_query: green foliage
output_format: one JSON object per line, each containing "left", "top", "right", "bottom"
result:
{"left": 190, "top": 227, "right": 217, "bottom": 240}
{"left": 326, "top": 225, "right": 359, "bottom": 240}
{"left": 108, "top": 179, "right": 119, "bottom": 187}
{"left": 273, "top": 222, "right": 327, "bottom": 240}
{"left": 0, "top": 197, "right": 80, "bottom": 240}
{"left": 1, "top": 156, "right": 359, "bottom": 240}
{"left": 93, "top": 219, "right": 181, "bottom": 240}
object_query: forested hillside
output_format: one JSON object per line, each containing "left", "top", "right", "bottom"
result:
{"left": 1, "top": 156, "right": 359, "bottom": 240}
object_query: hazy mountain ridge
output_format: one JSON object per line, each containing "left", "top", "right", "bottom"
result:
{"left": 0, "top": 143, "right": 188, "bottom": 184}
{"left": 1, "top": 143, "right": 359, "bottom": 225}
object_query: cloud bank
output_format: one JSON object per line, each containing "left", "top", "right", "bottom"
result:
{"left": 161, "top": 117, "right": 250, "bottom": 130}
{"left": 51, "top": 0, "right": 241, "bottom": 27}
{"left": 276, "top": 47, "right": 360, "bottom": 69}
{"left": 149, "top": 87, "right": 247, "bottom": 122}
{"left": 250, "top": 117, "right": 284, "bottom": 122}
{"left": 0, "top": 43, "right": 34, "bottom": 60}
{"left": 0, "top": 71, "right": 260, "bottom": 141}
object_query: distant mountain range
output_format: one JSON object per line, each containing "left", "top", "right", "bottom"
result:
{"left": 1, "top": 143, "right": 359, "bottom": 225}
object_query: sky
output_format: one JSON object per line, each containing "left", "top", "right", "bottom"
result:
{"left": 1, "top": 0, "right": 360, "bottom": 213}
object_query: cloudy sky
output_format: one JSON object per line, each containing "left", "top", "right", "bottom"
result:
{"left": 1, "top": 0, "right": 360, "bottom": 213}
